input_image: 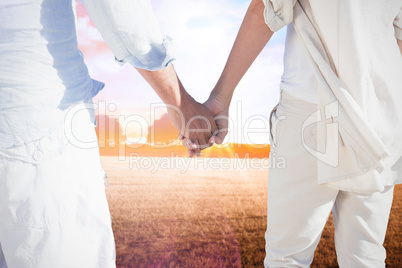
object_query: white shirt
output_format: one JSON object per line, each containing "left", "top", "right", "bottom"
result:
{"left": 263, "top": 0, "right": 402, "bottom": 192}
{"left": 280, "top": 23, "right": 318, "bottom": 103}
{"left": 0, "top": 0, "right": 174, "bottom": 153}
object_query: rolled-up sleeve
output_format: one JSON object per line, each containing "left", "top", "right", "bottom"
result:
{"left": 261, "top": 0, "right": 296, "bottom": 32}
{"left": 394, "top": 7, "right": 402, "bottom": 40}
{"left": 83, "top": 0, "right": 175, "bottom": 71}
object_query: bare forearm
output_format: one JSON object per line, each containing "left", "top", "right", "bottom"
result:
{"left": 210, "top": 0, "right": 274, "bottom": 107}
{"left": 135, "top": 64, "right": 191, "bottom": 108}
{"left": 398, "top": 39, "right": 402, "bottom": 55}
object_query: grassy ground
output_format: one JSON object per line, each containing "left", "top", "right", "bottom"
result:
{"left": 101, "top": 156, "right": 401, "bottom": 267}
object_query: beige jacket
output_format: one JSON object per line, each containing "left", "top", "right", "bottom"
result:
{"left": 263, "top": 0, "right": 402, "bottom": 193}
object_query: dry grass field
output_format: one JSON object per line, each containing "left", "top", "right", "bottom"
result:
{"left": 101, "top": 156, "right": 401, "bottom": 268}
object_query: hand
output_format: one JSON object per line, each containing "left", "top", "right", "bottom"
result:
{"left": 134, "top": 65, "right": 218, "bottom": 155}
{"left": 182, "top": 93, "right": 230, "bottom": 157}
{"left": 204, "top": 95, "right": 229, "bottom": 145}
{"left": 167, "top": 94, "right": 218, "bottom": 156}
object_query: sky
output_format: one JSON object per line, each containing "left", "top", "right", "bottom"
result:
{"left": 75, "top": 0, "right": 287, "bottom": 144}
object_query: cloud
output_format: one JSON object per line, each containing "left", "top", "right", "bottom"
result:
{"left": 147, "top": 113, "right": 178, "bottom": 145}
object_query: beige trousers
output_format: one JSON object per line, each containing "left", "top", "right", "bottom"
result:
{"left": 264, "top": 90, "right": 394, "bottom": 267}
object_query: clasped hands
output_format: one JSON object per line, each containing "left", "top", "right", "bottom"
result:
{"left": 135, "top": 65, "right": 229, "bottom": 155}
{"left": 168, "top": 93, "right": 229, "bottom": 157}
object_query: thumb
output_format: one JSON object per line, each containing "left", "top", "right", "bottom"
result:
{"left": 213, "top": 130, "right": 227, "bottom": 145}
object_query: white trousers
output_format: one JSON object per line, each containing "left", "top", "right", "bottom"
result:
{"left": 0, "top": 102, "right": 115, "bottom": 268}
{"left": 264, "top": 91, "right": 394, "bottom": 267}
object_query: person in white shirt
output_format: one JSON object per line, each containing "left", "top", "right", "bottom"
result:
{"left": 0, "top": 0, "right": 216, "bottom": 267}
{"left": 191, "top": 0, "right": 402, "bottom": 267}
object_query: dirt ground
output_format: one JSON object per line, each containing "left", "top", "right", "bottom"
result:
{"left": 101, "top": 156, "right": 401, "bottom": 267}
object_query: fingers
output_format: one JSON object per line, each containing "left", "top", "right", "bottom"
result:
{"left": 184, "top": 141, "right": 201, "bottom": 157}
{"left": 196, "top": 134, "right": 210, "bottom": 150}
{"left": 180, "top": 135, "right": 198, "bottom": 157}
{"left": 212, "top": 116, "right": 229, "bottom": 144}
{"left": 185, "top": 141, "right": 200, "bottom": 157}
{"left": 188, "top": 149, "right": 195, "bottom": 158}
{"left": 191, "top": 134, "right": 215, "bottom": 150}
{"left": 192, "top": 139, "right": 201, "bottom": 156}
{"left": 182, "top": 137, "right": 196, "bottom": 150}
{"left": 207, "top": 121, "right": 218, "bottom": 147}
{"left": 208, "top": 128, "right": 219, "bottom": 144}
{"left": 207, "top": 123, "right": 228, "bottom": 145}
{"left": 178, "top": 100, "right": 228, "bottom": 152}
{"left": 213, "top": 130, "right": 228, "bottom": 144}
{"left": 195, "top": 113, "right": 219, "bottom": 150}
{"left": 189, "top": 122, "right": 220, "bottom": 150}
{"left": 185, "top": 119, "right": 215, "bottom": 149}
{"left": 182, "top": 118, "right": 226, "bottom": 149}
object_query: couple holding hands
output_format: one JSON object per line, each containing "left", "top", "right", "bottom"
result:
{"left": 0, "top": 0, "right": 401, "bottom": 267}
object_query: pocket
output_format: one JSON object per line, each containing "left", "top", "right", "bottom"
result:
{"left": 0, "top": 159, "right": 68, "bottom": 230}
{"left": 64, "top": 100, "right": 99, "bottom": 149}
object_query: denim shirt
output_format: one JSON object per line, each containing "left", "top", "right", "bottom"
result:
{"left": 83, "top": 0, "right": 175, "bottom": 71}
{"left": 0, "top": 0, "right": 175, "bottom": 151}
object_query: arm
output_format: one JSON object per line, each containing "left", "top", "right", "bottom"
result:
{"left": 210, "top": 0, "right": 273, "bottom": 107}
{"left": 83, "top": 0, "right": 217, "bottom": 152}
{"left": 135, "top": 65, "right": 187, "bottom": 108}
{"left": 398, "top": 39, "right": 402, "bottom": 55}
{"left": 205, "top": 0, "right": 274, "bottom": 144}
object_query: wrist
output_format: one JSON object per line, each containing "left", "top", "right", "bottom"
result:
{"left": 164, "top": 85, "right": 194, "bottom": 116}
{"left": 209, "top": 86, "right": 233, "bottom": 110}
{"left": 209, "top": 73, "right": 237, "bottom": 108}
{"left": 176, "top": 90, "right": 194, "bottom": 111}
{"left": 162, "top": 78, "right": 191, "bottom": 109}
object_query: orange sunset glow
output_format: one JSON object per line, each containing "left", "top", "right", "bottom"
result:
{"left": 95, "top": 112, "right": 270, "bottom": 158}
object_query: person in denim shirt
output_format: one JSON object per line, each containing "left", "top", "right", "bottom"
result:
{"left": 0, "top": 0, "right": 216, "bottom": 267}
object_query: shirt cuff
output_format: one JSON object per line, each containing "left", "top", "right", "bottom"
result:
{"left": 262, "top": 0, "right": 290, "bottom": 32}
{"left": 115, "top": 36, "right": 176, "bottom": 71}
